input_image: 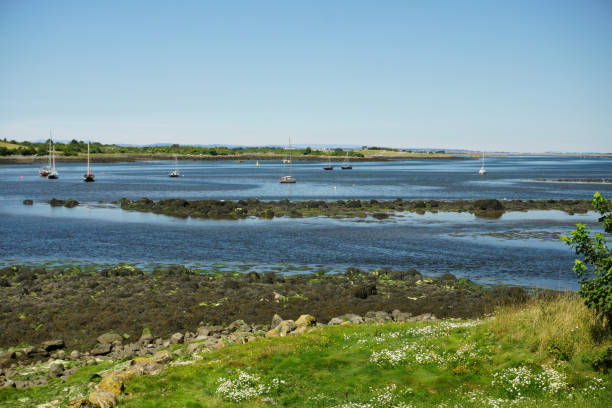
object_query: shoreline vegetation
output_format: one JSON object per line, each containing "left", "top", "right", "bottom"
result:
{"left": 2, "top": 139, "right": 611, "bottom": 164}
{"left": 0, "top": 264, "right": 610, "bottom": 406}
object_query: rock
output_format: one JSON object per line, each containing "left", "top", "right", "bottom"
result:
{"left": 23, "top": 199, "right": 33, "bottom": 205}
{"left": 70, "top": 350, "right": 81, "bottom": 360}
{"left": 228, "top": 320, "right": 251, "bottom": 333}
{"left": 138, "top": 333, "right": 153, "bottom": 345}
{"left": 151, "top": 350, "right": 172, "bottom": 365}
{"left": 186, "top": 342, "right": 208, "bottom": 353}
{"left": 169, "top": 332, "right": 184, "bottom": 344}
{"left": 295, "top": 314, "right": 316, "bottom": 328}
{"left": 55, "top": 349, "right": 66, "bottom": 359}
{"left": 41, "top": 339, "right": 65, "bottom": 352}
{"left": 37, "top": 400, "right": 60, "bottom": 408}
{"left": 196, "top": 327, "right": 210, "bottom": 338}
{"left": 88, "top": 391, "right": 117, "bottom": 408}
{"left": 271, "top": 314, "right": 283, "bottom": 328}
{"left": 91, "top": 343, "right": 112, "bottom": 356}
{"left": 67, "top": 399, "right": 97, "bottom": 408}
{"left": 276, "top": 320, "right": 296, "bottom": 336}
{"left": 352, "top": 284, "right": 377, "bottom": 299}
{"left": 229, "top": 332, "right": 251, "bottom": 344}
{"left": 265, "top": 328, "right": 280, "bottom": 338}
{"left": 48, "top": 362, "right": 64, "bottom": 378}
{"left": 328, "top": 314, "right": 364, "bottom": 325}
{"left": 97, "top": 333, "right": 123, "bottom": 345}
{"left": 410, "top": 313, "right": 438, "bottom": 322}
{"left": 364, "top": 311, "right": 391, "bottom": 322}
{"left": 0, "top": 351, "right": 15, "bottom": 368}
{"left": 392, "top": 310, "right": 413, "bottom": 322}
{"left": 473, "top": 199, "right": 504, "bottom": 211}
{"left": 291, "top": 326, "right": 308, "bottom": 335}
{"left": 2, "top": 379, "right": 15, "bottom": 388}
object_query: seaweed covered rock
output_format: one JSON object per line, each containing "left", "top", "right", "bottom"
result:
{"left": 473, "top": 199, "right": 504, "bottom": 211}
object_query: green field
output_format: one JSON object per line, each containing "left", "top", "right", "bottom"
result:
{"left": 1, "top": 295, "right": 610, "bottom": 407}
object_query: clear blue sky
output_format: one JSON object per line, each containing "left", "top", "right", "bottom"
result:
{"left": 1, "top": 0, "right": 611, "bottom": 152}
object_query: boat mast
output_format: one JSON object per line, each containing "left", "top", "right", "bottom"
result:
{"left": 48, "top": 131, "right": 52, "bottom": 168}
{"left": 87, "top": 142, "right": 91, "bottom": 174}
{"left": 51, "top": 139, "right": 56, "bottom": 171}
{"left": 288, "top": 136, "right": 292, "bottom": 176}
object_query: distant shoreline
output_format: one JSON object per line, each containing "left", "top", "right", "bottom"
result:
{"left": 0, "top": 153, "right": 467, "bottom": 164}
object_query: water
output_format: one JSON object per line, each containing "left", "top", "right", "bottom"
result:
{"left": 1, "top": 157, "right": 610, "bottom": 289}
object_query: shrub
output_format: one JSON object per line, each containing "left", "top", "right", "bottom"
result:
{"left": 562, "top": 192, "right": 612, "bottom": 322}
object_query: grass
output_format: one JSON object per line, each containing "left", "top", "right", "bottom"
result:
{"left": 1, "top": 295, "right": 610, "bottom": 407}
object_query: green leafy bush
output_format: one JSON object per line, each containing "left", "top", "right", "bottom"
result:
{"left": 562, "top": 192, "right": 612, "bottom": 322}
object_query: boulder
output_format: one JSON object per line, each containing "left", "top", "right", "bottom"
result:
{"left": 196, "top": 327, "right": 210, "bottom": 338}
{"left": 295, "top": 314, "right": 316, "bottom": 328}
{"left": 67, "top": 399, "right": 97, "bottom": 408}
{"left": 328, "top": 314, "right": 364, "bottom": 325}
{"left": 227, "top": 320, "right": 251, "bottom": 333}
{"left": 271, "top": 314, "right": 283, "bottom": 329}
{"left": 392, "top": 310, "right": 413, "bottom": 322}
{"left": 0, "top": 351, "right": 15, "bottom": 368}
{"left": 276, "top": 320, "right": 296, "bottom": 336}
{"left": 139, "top": 333, "right": 153, "bottom": 345}
{"left": 473, "top": 199, "right": 504, "bottom": 211}
{"left": 91, "top": 343, "right": 112, "bottom": 356}
{"left": 41, "top": 339, "right": 65, "bottom": 352}
{"left": 265, "top": 328, "right": 280, "bottom": 338}
{"left": 364, "top": 311, "right": 391, "bottom": 322}
{"left": 186, "top": 342, "right": 208, "bottom": 353}
{"left": 88, "top": 391, "right": 117, "bottom": 408}
{"left": 409, "top": 313, "right": 438, "bottom": 322}
{"left": 151, "top": 350, "right": 172, "bottom": 365}
{"left": 97, "top": 333, "right": 123, "bottom": 345}
{"left": 352, "top": 284, "right": 377, "bottom": 299}
{"left": 48, "top": 362, "right": 64, "bottom": 378}
{"left": 70, "top": 350, "right": 81, "bottom": 360}
{"left": 169, "top": 333, "right": 184, "bottom": 344}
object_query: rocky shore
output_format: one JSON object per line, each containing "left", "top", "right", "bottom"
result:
{"left": 0, "top": 264, "right": 528, "bottom": 363}
{"left": 113, "top": 197, "right": 592, "bottom": 219}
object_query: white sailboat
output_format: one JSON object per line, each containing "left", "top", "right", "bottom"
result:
{"left": 47, "top": 139, "right": 59, "bottom": 179}
{"left": 280, "top": 137, "right": 296, "bottom": 183}
{"left": 341, "top": 152, "right": 352, "bottom": 170}
{"left": 168, "top": 154, "right": 180, "bottom": 177}
{"left": 478, "top": 151, "right": 487, "bottom": 175}
{"left": 83, "top": 142, "right": 95, "bottom": 182}
{"left": 39, "top": 135, "right": 52, "bottom": 177}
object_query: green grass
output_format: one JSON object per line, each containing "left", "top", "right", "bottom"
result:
{"left": 1, "top": 295, "right": 611, "bottom": 407}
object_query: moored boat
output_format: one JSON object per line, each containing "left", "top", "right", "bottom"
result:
{"left": 83, "top": 142, "right": 95, "bottom": 182}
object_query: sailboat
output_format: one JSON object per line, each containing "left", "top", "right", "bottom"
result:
{"left": 168, "top": 154, "right": 180, "bottom": 177}
{"left": 83, "top": 142, "right": 95, "bottom": 182}
{"left": 39, "top": 136, "right": 52, "bottom": 177}
{"left": 47, "top": 139, "right": 59, "bottom": 179}
{"left": 280, "top": 137, "right": 296, "bottom": 183}
{"left": 341, "top": 152, "right": 352, "bottom": 170}
{"left": 478, "top": 151, "right": 487, "bottom": 175}
{"left": 323, "top": 152, "right": 333, "bottom": 170}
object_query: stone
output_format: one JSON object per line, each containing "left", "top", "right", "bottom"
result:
{"left": 169, "top": 332, "right": 184, "bottom": 344}
{"left": 70, "top": 350, "right": 81, "bottom": 360}
{"left": 276, "top": 320, "right": 296, "bottom": 336}
{"left": 97, "top": 333, "right": 123, "bottom": 345}
{"left": 139, "top": 333, "right": 153, "bottom": 345}
{"left": 196, "top": 327, "right": 210, "bottom": 338}
{"left": 291, "top": 326, "right": 308, "bottom": 335}
{"left": 88, "top": 391, "right": 117, "bottom": 408}
{"left": 151, "top": 350, "right": 172, "bottom": 365}
{"left": 91, "top": 343, "right": 112, "bottom": 356}
{"left": 41, "top": 339, "right": 65, "bottom": 352}
{"left": 228, "top": 319, "right": 251, "bottom": 333}
{"left": 265, "top": 328, "right": 280, "bottom": 338}
{"left": 186, "top": 342, "right": 208, "bottom": 353}
{"left": 0, "top": 351, "right": 15, "bottom": 368}
{"left": 295, "top": 314, "right": 316, "bottom": 328}
{"left": 393, "top": 311, "right": 413, "bottom": 322}
{"left": 271, "top": 314, "right": 283, "bottom": 328}
{"left": 410, "top": 313, "right": 438, "bottom": 322}
{"left": 67, "top": 399, "right": 96, "bottom": 408}
{"left": 364, "top": 311, "right": 391, "bottom": 322}
{"left": 48, "top": 362, "right": 64, "bottom": 378}
{"left": 328, "top": 313, "right": 364, "bottom": 325}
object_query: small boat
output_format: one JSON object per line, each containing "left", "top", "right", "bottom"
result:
{"left": 47, "top": 139, "right": 58, "bottom": 179}
{"left": 341, "top": 152, "right": 352, "bottom": 170}
{"left": 168, "top": 155, "right": 180, "bottom": 177}
{"left": 83, "top": 142, "right": 95, "bottom": 182}
{"left": 323, "top": 156, "right": 333, "bottom": 170}
{"left": 478, "top": 151, "right": 486, "bottom": 175}
{"left": 39, "top": 135, "right": 52, "bottom": 177}
{"left": 280, "top": 137, "right": 296, "bottom": 183}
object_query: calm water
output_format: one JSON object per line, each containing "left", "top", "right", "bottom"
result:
{"left": 1, "top": 157, "right": 611, "bottom": 289}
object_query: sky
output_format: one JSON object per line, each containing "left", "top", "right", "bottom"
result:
{"left": 0, "top": 1, "right": 611, "bottom": 152}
